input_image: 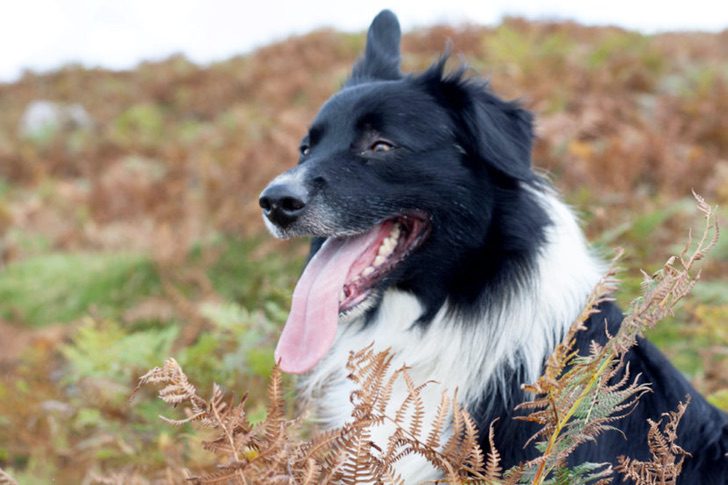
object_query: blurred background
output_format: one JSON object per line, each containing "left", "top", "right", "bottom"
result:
{"left": 0, "top": 1, "right": 727, "bottom": 482}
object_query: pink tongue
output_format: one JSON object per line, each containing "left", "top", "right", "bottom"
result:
{"left": 275, "top": 228, "right": 382, "bottom": 374}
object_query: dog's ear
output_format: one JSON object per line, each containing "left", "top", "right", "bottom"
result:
{"left": 464, "top": 91, "right": 534, "bottom": 181}
{"left": 420, "top": 61, "right": 535, "bottom": 181}
{"left": 348, "top": 10, "right": 401, "bottom": 84}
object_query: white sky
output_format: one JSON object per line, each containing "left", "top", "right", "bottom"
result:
{"left": 1, "top": 0, "right": 726, "bottom": 82}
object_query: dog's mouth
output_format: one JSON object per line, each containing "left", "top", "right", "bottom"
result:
{"left": 340, "top": 215, "right": 429, "bottom": 312}
{"left": 275, "top": 213, "right": 430, "bottom": 374}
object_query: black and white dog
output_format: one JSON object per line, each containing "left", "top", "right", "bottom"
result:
{"left": 259, "top": 10, "right": 728, "bottom": 483}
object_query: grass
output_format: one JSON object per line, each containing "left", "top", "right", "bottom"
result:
{"left": 206, "top": 235, "right": 303, "bottom": 309}
{"left": 0, "top": 252, "right": 160, "bottom": 326}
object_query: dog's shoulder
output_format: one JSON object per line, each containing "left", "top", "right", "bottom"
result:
{"left": 477, "top": 300, "right": 728, "bottom": 481}
{"left": 573, "top": 300, "right": 728, "bottom": 482}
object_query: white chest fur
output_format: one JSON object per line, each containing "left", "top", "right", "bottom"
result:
{"left": 299, "top": 189, "right": 604, "bottom": 483}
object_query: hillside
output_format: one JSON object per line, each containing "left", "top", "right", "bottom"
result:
{"left": 0, "top": 19, "right": 727, "bottom": 482}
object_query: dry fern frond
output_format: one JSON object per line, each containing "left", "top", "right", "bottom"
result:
{"left": 513, "top": 195, "right": 718, "bottom": 484}
{"left": 133, "top": 358, "right": 209, "bottom": 425}
{"left": 426, "top": 391, "right": 451, "bottom": 450}
{"left": 483, "top": 420, "right": 503, "bottom": 483}
{"left": 614, "top": 192, "right": 719, "bottom": 354}
{"left": 615, "top": 396, "right": 692, "bottom": 485}
{"left": 333, "top": 345, "right": 491, "bottom": 483}
{"left": 394, "top": 371, "right": 429, "bottom": 439}
{"left": 136, "top": 359, "right": 291, "bottom": 484}
{"left": 136, "top": 346, "right": 497, "bottom": 484}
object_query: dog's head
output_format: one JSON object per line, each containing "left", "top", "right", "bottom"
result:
{"left": 261, "top": 10, "right": 545, "bottom": 373}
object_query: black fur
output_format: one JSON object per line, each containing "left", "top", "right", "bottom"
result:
{"left": 474, "top": 301, "right": 728, "bottom": 483}
{"left": 278, "top": 31, "right": 551, "bottom": 324}
{"left": 263, "top": 10, "right": 728, "bottom": 482}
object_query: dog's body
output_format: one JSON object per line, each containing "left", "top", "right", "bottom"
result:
{"left": 260, "top": 10, "right": 728, "bottom": 483}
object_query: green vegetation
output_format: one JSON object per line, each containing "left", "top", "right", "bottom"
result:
{"left": 0, "top": 252, "right": 159, "bottom": 326}
{"left": 0, "top": 18, "right": 726, "bottom": 483}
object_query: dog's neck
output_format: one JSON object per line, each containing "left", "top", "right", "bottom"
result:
{"left": 299, "top": 185, "right": 604, "bottom": 428}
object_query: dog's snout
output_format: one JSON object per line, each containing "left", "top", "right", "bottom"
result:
{"left": 259, "top": 182, "right": 308, "bottom": 226}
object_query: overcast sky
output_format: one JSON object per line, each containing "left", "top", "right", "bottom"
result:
{"left": 1, "top": 0, "right": 726, "bottom": 82}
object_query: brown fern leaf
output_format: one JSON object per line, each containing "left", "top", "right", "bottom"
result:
{"left": 297, "top": 420, "right": 381, "bottom": 483}
{"left": 520, "top": 264, "right": 620, "bottom": 423}
{"left": 442, "top": 389, "right": 465, "bottom": 460}
{"left": 426, "top": 392, "right": 451, "bottom": 449}
{"left": 299, "top": 458, "right": 321, "bottom": 485}
{"left": 346, "top": 343, "right": 376, "bottom": 376}
{"left": 199, "top": 384, "right": 231, "bottom": 427}
{"left": 201, "top": 395, "right": 253, "bottom": 454}
{"left": 379, "top": 437, "right": 417, "bottom": 475}
{"left": 615, "top": 194, "right": 718, "bottom": 354}
{"left": 137, "top": 357, "right": 297, "bottom": 483}
{"left": 136, "top": 344, "right": 498, "bottom": 483}
{"left": 483, "top": 419, "right": 503, "bottom": 483}
{"left": 508, "top": 197, "right": 717, "bottom": 484}
{"left": 463, "top": 412, "right": 485, "bottom": 473}
{"left": 347, "top": 343, "right": 385, "bottom": 389}
{"left": 425, "top": 392, "right": 490, "bottom": 481}
{"left": 262, "top": 364, "right": 285, "bottom": 445}
{"left": 394, "top": 371, "right": 430, "bottom": 440}
{"left": 342, "top": 348, "right": 492, "bottom": 483}
{"left": 615, "top": 396, "right": 692, "bottom": 485}
{"left": 293, "top": 425, "right": 349, "bottom": 465}
{"left": 337, "top": 423, "right": 378, "bottom": 485}
{"left": 347, "top": 345, "right": 396, "bottom": 420}
{"left": 376, "top": 366, "right": 407, "bottom": 416}
{"left": 135, "top": 358, "right": 206, "bottom": 410}
{"left": 381, "top": 466, "right": 406, "bottom": 485}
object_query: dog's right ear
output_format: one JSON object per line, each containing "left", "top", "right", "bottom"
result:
{"left": 348, "top": 10, "right": 401, "bottom": 85}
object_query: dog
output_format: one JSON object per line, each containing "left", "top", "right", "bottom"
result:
{"left": 259, "top": 10, "right": 728, "bottom": 483}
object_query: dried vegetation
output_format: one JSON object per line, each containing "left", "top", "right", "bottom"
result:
{"left": 0, "top": 18, "right": 727, "bottom": 483}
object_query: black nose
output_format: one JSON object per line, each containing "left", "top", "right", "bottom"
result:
{"left": 259, "top": 182, "right": 308, "bottom": 226}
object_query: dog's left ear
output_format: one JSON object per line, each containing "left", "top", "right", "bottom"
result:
{"left": 421, "top": 62, "right": 535, "bottom": 181}
{"left": 348, "top": 10, "right": 401, "bottom": 84}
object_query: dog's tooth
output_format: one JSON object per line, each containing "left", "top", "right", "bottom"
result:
{"left": 378, "top": 240, "right": 394, "bottom": 256}
{"left": 362, "top": 266, "right": 375, "bottom": 277}
{"left": 374, "top": 255, "right": 385, "bottom": 266}
{"left": 339, "top": 289, "right": 345, "bottom": 301}
{"left": 377, "top": 242, "right": 386, "bottom": 255}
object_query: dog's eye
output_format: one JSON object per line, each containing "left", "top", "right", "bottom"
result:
{"left": 370, "top": 140, "right": 394, "bottom": 153}
{"left": 300, "top": 144, "right": 310, "bottom": 156}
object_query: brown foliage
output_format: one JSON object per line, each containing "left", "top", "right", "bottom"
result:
{"left": 134, "top": 345, "right": 504, "bottom": 484}
{"left": 512, "top": 193, "right": 718, "bottom": 484}
{"left": 615, "top": 396, "right": 692, "bottom": 485}
{"left": 2, "top": 20, "right": 725, "bottom": 485}
{"left": 1, "top": 21, "right": 727, "bottom": 262}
